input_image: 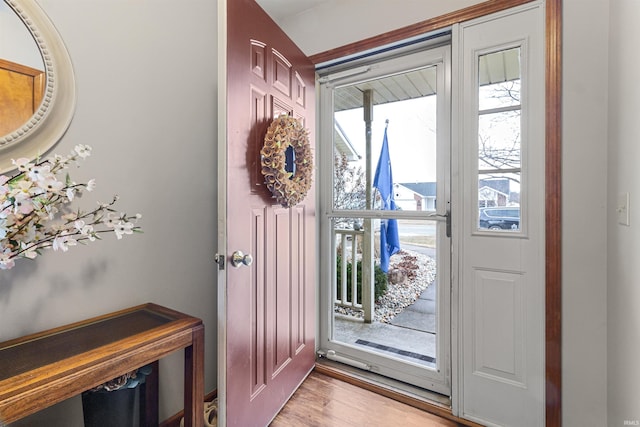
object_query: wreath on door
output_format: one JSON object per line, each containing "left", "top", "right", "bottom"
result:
{"left": 260, "top": 115, "right": 313, "bottom": 208}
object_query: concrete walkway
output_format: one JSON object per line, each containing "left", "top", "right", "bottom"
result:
{"left": 389, "top": 282, "right": 436, "bottom": 334}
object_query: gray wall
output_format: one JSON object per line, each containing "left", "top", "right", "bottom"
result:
{"left": 608, "top": 0, "right": 640, "bottom": 425}
{"left": 562, "top": 1, "right": 609, "bottom": 426}
{"left": 3, "top": 1, "right": 218, "bottom": 425}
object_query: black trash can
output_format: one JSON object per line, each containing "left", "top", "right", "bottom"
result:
{"left": 81, "top": 386, "right": 137, "bottom": 427}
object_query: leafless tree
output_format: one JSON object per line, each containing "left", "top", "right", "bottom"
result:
{"left": 333, "top": 153, "right": 366, "bottom": 217}
{"left": 478, "top": 80, "right": 521, "bottom": 184}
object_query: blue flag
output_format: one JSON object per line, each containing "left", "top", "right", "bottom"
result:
{"left": 373, "top": 126, "right": 400, "bottom": 273}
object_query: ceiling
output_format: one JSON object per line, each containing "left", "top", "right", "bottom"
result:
{"left": 255, "top": 0, "right": 328, "bottom": 22}
{"left": 333, "top": 66, "right": 438, "bottom": 112}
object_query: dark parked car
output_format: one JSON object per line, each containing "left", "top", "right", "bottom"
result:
{"left": 479, "top": 207, "right": 520, "bottom": 230}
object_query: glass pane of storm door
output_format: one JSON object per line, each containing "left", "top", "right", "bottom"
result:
{"left": 332, "top": 217, "right": 439, "bottom": 368}
{"left": 330, "top": 65, "right": 445, "bottom": 374}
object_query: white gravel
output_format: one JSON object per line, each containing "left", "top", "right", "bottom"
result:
{"left": 334, "top": 249, "right": 436, "bottom": 323}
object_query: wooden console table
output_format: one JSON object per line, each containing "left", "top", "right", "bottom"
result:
{"left": 0, "top": 303, "right": 204, "bottom": 426}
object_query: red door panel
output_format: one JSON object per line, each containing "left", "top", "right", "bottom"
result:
{"left": 225, "top": 1, "right": 316, "bottom": 425}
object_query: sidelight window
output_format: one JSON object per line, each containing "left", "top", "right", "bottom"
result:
{"left": 476, "top": 47, "right": 522, "bottom": 232}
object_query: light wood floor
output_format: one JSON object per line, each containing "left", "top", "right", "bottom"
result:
{"left": 271, "top": 371, "right": 461, "bottom": 427}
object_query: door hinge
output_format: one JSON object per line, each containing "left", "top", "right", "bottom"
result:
{"left": 214, "top": 253, "right": 225, "bottom": 270}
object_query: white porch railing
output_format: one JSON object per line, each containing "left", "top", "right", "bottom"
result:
{"left": 333, "top": 227, "right": 374, "bottom": 322}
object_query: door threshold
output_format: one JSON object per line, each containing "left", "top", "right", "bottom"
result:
{"left": 314, "top": 360, "right": 481, "bottom": 427}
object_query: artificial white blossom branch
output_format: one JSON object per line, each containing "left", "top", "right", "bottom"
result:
{"left": 0, "top": 145, "right": 142, "bottom": 270}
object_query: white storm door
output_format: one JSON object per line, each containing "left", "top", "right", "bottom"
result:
{"left": 455, "top": 3, "right": 545, "bottom": 426}
{"left": 318, "top": 44, "right": 452, "bottom": 395}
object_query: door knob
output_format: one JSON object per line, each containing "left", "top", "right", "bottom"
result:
{"left": 231, "top": 250, "right": 253, "bottom": 268}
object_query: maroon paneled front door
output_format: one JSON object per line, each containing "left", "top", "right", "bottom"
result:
{"left": 223, "top": 1, "right": 316, "bottom": 425}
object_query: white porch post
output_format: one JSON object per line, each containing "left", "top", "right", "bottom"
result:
{"left": 362, "top": 89, "right": 374, "bottom": 323}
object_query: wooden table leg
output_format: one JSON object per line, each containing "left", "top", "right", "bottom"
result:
{"left": 141, "top": 360, "right": 159, "bottom": 427}
{"left": 184, "top": 324, "right": 204, "bottom": 426}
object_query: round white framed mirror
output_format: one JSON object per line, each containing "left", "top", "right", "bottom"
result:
{"left": 0, "top": 0, "right": 75, "bottom": 172}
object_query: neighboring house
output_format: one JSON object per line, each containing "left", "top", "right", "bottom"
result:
{"left": 478, "top": 185, "right": 507, "bottom": 207}
{"left": 395, "top": 180, "right": 520, "bottom": 211}
{"left": 478, "top": 178, "right": 518, "bottom": 207}
{"left": 395, "top": 182, "right": 436, "bottom": 211}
